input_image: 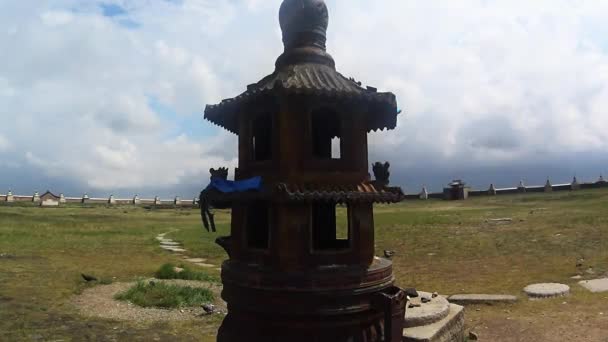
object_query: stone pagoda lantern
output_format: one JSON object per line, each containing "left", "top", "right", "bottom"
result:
{"left": 203, "top": 1, "right": 408, "bottom": 340}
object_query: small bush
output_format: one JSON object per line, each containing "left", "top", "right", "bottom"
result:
{"left": 115, "top": 281, "right": 214, "bottom": 309}
{"left": 155, "top": 263, "right": 217, "bottom": 282}
{"left": 155, "top": 263, "right": 180, "bottom": 279}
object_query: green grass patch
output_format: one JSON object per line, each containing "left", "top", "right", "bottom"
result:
{"left": 155, "top": 263, "right": 218, "bottom": 282}
{"left": 115, "top": 281, "right": 214, "bottom": 309}
{"left": 2, "top": 189, "right": 608, "bottom": 340}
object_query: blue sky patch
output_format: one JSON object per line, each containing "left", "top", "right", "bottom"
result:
{"left": 147, "top": 95, "right": 218, "bottom": 140}
{"left": 98, "top": 3, "right": 141, "bottom": 29}
{"left": 100, "top": 3, "right": 127, "bottom": 17}
{"left": 117, "top": 18, "right": 141, "bottom": 29}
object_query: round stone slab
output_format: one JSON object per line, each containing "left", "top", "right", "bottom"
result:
{"left": 524, "top": 283, "right": 569, "bottom": 299}
{"left": 404, "top": 291, "right": 450, "bottom": 328}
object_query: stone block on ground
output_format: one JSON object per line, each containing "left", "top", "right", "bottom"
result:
{"left": 404, "top": 292, "right": 450, "bottom": 328}
{"left": 161, "top": 246, "right": 186, "bottom": 253}
{"left": 402, "top": 291, "right": 465, "bottom": 342}
{"left": 579, "top": 278, "right": 608, "bottom": 293}
{"left": 184, "top": 258, "right": 207, "bottom": 263}
{"left": 159, "top": 241, "right": 181, "bottom": 246}
{"left": 448, "top": 294, "right": 518, "bottom": 305}
{"left": 403, "top": 303, "right": 464, "bottom": 342}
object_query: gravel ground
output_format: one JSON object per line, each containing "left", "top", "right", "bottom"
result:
{"left": 71, "top": 279, "right": 226, "bottom": 323}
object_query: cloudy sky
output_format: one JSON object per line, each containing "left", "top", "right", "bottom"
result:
{"left": 1, "top": 0, "right": 608, "bottom": 198}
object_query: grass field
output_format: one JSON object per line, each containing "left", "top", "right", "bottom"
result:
{"left": 1, "top": 190, "right": 607, "bottom": 341}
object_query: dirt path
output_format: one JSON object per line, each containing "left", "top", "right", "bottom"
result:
{"left": 157, "top": 232, "right": 220, "bottom": 270}
{"left": 71, "top": 279, "right": 226, "bottom": 323}
{"left": 467, "top": 309, "right": 608, "bottom": 341}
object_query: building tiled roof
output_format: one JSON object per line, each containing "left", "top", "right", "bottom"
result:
{"left": 203, "top": 181, "right": 404, "bottom": 204}
{"left": 204, "top": 63, "right": 398, "bottom": 135}
{"left": 40, "top": 191, "right": 60, "bottom": 199}
{"left": 275, "top": 182, "right": 404, "bottom": 203}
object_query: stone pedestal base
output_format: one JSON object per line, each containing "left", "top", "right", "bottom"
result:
{"left": 218, "top": 259, "right": 397, "bottom": 342}
{"left": 402, "top": 292, "right": 464, "bottom": 342}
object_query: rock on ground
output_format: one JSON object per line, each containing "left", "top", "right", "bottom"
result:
{"left": 579, "top": 278, "right": 608, "bottom": 293}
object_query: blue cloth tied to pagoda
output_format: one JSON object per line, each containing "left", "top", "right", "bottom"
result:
{"left": 207, "top": 176, "right": 262, "bottom": 193}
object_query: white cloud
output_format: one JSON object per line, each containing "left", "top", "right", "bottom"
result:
{"left": 40, "top": 10, "right": 73, "bottom": 27}
{"left": 94, "top": 140, "right": 138, "bottom": 170}
{"left": 78, "top": 133, "right": 237, "bottom": 190}
{"left": 0, "top": 77, "right": 15, "bottom": 97}
{"left": 330, "top": 1, "right": 608, "bottom": 170}
{"left": 1, "top": 0, "right": 608, "bottom": 194}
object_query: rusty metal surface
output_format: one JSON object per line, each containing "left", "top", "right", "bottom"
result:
{"left": 221, "top": 257, "right": 393, "bottom": 292}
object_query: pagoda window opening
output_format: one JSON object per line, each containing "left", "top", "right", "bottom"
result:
{"left": 312, "top": 203, "right": 350, "bottom": 251}
{"left": 331, "top": 137, "right": 341, "bottom": 159}
{"left": 251, "top": 112, "right": 273, "bottom": 162}
{"left": 311, "top": 109, "right": 342, "bottom": 160}
{"left": 246, "top": 201, "right": 270, "bottom": 250}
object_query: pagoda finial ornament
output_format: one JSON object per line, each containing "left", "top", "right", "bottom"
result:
{"left": 279, "top": 0, "right": 328, "bottom": 50}
{"left": 276, "top": 0, "right": 335, "bottom": 68}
